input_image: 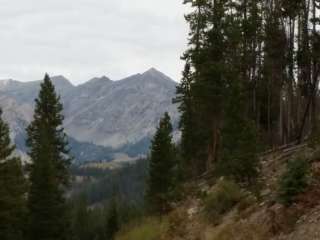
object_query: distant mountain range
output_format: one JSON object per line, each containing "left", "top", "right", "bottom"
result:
{"left": 0, "top": 68, "right": 179, "bottom": 163}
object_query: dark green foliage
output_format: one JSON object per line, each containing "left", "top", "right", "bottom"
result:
{"left": 175, "top": 62, "right": 206, "bottom": 177}
{"left": 178, "top": 0, "right": 262, "bottom": 177}
{"left": 217, "top": 119, "right": 260, "bottom": 185}
{"left": 26, "top": 74, "right": 72, "bottom": 240}
{"left": 309, "top": 124, "right": 320, "bottom": 148}
{"left": 179, "top": 0, "right": 320, "bottom": 180}
{"left": 146, "top": 112, "right": 177, "bottom": 214}
{"left": 71, "top": 198, "right": 108, "bottom": 240}
{"left": 71, "top": 159, "right": 148, "bottom": 205}
{"left": 176, "top": 0, "right": 214, "bottom": 176}
{"left": 260, "top": 9, "right": 287, "bottom": 144}
{"left": 278, "top": 156, "right": 310, "bottom": 206}
{"left": 70, "top": 160, "right": 147, "bottom": 239}
{"left": 70, "top": 195, "right": 142, "bottom": 240}
{"left": 217, "top": 82, "right": 261, "bottom": 185}
{"left": 203, "top": 179, "right": 244, "bottom": 224}
{"left": 71, "top": 197, "right": 93, "bottom": 240}
{"left": 105, "top": 198, "right": 120, "bottom": 240}
{"left": 0, "top": 108, "right": 27, "bottom": 240}
{"left": 191, "top": 0, "right": 230, "bottom": 168}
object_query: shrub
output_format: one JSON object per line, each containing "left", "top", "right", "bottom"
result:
{"left": 278, "top": 156, "right": 310, "bottom": 206}
{"left": 203, "top": 179, "right": 244, "bottom": 223}
{"left": 309, "top": 125, "right": 320, "bottom": 149}
{"left": 115, "top": 217, "right": 168, "bottom": 240}
{"left": 236, "top": 193, "right": 256, "bottom": 212}
{"left": 310, "top": 147, "right": 320, "bottom": 162}
{"left": 167, "top": 207, "right": 189, "bottom": 238}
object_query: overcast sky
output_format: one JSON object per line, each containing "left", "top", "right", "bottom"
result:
{"left": 0, "top": 0, "right": 189, "bottom": 84}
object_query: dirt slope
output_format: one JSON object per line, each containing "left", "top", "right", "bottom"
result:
{"left": 162, "top": 144, "right": 320, "bottom": 240}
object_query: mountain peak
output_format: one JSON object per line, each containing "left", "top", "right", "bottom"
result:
{"left": 141, "top": 68, "right": 176, "bottom": 85}
{"left": 143, "top": 67, "right": 162, "bottom": 76}
{"left": 78, "top": 76, "right": 112, "bottom": 89}
{"left": 0, "top": 79, "right": 21, "bottom": 90}
{"left": 51, "top": 75, "right": 73, "bottom": 86}
{"left": 0, "top": 78, "right": 14, "bottom": 85}
{"left": 88, "top": 76, "right": 111, "bottom": 83}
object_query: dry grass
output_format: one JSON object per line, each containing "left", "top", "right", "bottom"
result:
{"left": 205, "top": 221, "right": 269, "bottom": 240}
{"left": 115, "top": 217, "right": 168, "bottom": 240}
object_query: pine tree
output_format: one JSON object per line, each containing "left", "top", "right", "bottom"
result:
{"left": 278, "top": 156, "right": 310, "bottom": 206}
{"left": 175, "top": 62, "right": 202, "bottom": 177}
{"left": 178, "top": 0, "right": 320, "bottom": 184}
{"left": 72, "top": 197, "right": 91, "bottom": 240}
{"left": 212, "top": 7, "right": 262, "bottom": 185}
{"left": 178, "top": 0, "right": 231, "bottom": 175}
{"left": 216, "top": 81, "right": 261, "bottom": 185}
{"left": 105, "top": 198, "right": 119, "bottom": 240}
{"left": 261, "top": 4, "right": 287, "bottom": 145}
{"left": 26, "top": 74, "right": 72, "bottom": 240}
{"left": 193, "top": 0, "right": 229, "bottom": 169}
{"left": 146, "top": 112, "right": 176, "bottom": 215}
{"left": 176, "top": 0, "right": 212, "bottom": 177}
{"left": 0, "top": 108, "right": 27, "bottom": 240}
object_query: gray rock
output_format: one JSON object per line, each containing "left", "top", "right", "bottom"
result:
{"left": 0, "top": 68, "right": 179, "bottom": 163}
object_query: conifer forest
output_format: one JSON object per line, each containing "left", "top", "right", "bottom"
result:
{"left": 1, "top": 0, "right": 320, "bottom": 239}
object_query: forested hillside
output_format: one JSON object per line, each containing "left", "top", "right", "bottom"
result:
{"left": 116, "top": 0, "right": 320, "bottom": 239}
{"left": 176, "top": 0, "right": 320, "bottom": 178}
{"left": 1, "top": 0, "right": 320, "bottom": 240}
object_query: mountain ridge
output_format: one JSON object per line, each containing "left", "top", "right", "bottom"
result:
{"left": 0, "top": 67, "right": 175, "bottom": 86}
{"left": 0, "top": 68, "right": 179, "bottom": 163}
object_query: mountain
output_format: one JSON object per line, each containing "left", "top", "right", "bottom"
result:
{"left": 0, "top": 68, "right": 179, "bottom": 163}
{"left": 64, "top": 68, "right": 178, "bottom": 148}
{"left": 0, "top": 76, "right": 74, "bottom": 104}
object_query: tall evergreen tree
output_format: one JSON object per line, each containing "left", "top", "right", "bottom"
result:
{"left": 0, "top": 108, "right": 27, "bottom": 240}
{"left": 178, "top": 0, "right": 230, "bottom": 175}
{"left": 105, "top": 198, "right": 119, "bottom": 240}
{"left": 175, "top": 62, "right": 201, "bottom": 177}
{"left": 180, "top": 0, "right": 211, "bottom": 174}
{"left": 193, "top": 0, "right": 229, "bottom": 169}
{"left": 217, "top": 81, "right": 261, "bottom": 185}
{"left": 178, "top": 0, "right": 320, "bottom": 181}
{"left": 145, "top": 112, "right": 176, "bottom": 215}
{"left": 214, "top": 6, "right": 261, "bottom": 185}
{"left": 72, "top": 197, "right": 91, "bottom": 240}
{"left": 26, "top": 74, "right": 71, "bottom": 240}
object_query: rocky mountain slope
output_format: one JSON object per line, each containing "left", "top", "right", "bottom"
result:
{"left": 0, "top": 68, "right": 179, "bottom": 163}
{"left": 116, "top": 143, "right": 320, "bottom": 240}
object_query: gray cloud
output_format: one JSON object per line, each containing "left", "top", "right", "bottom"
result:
{"left": 0, "top": 0, "right": 189, "bottom": 83}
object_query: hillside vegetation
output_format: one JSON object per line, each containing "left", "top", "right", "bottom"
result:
{"left": 116, "top": 143, "right": 320, "bottom": 240}
{"left": 2, "top": 0, "right": 320, "bottom": 239}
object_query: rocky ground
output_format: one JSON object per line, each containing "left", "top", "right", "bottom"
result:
{"left": 160, "top": 144, "right": 320, "bottom": 240}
